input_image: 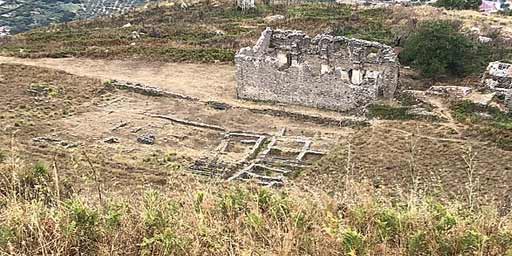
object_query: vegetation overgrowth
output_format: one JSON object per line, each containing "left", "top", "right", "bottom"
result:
{"left": 1, "top": 153, "right": 512, "bottom": 255}
{"left": 2, "top": 3, "right": 511, "bottom": 80}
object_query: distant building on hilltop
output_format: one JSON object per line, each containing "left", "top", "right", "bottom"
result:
{"left": 480, "top": 0, "right": 511, "bottom": 12}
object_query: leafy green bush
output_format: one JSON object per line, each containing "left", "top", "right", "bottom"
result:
{"left": 65, "top": 199, "right": 100, "bottom": 254}
{"left": 340, "top": 228, "right": 366, "bottom": 255}
{"left": 461, "top": 230, "right": 488, "bottom": 254}
{"left": 435, "top": 0, "right": 481, "bottom": 10}
{"left": 408, "top": 231, "right": 430, "bottom": 255}
{"left": 401, "top": 20, "right": 486, "bottom": 78}
{"left": 0, "top": 226, "right": 13, "bottom": 248}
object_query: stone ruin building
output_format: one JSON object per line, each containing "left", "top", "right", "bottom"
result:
{"left": 482, "top": 61, "right": 512, "bottom": 108}
{"left": 236, "top": 0, "right": 255, "bottom": 10}
{"left": 235, "top": 28, "right": 400, "bottom": 113}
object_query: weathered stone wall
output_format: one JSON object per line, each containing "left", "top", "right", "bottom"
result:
{"left": 482, "top": 61, "right": 512, "bottom": 108}
{"left": 235, "top": 28, "right": 400, "bottom": 113}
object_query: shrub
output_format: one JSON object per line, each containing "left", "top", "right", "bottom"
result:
{"left": 16, "top": 162, "right": 54, "bottom": 203}
{"left": 401, "top": 20, "right": 486, "bottom": 78}
{"left": 461, "top": 230, "right": 488, "bottom": 254}
{"left": 65, "top": 199, "right": 100, "bottom": 254}
{"left": 408, "top": 231, "right": 430, "bottom": 255}
{"left": 0, "top": 226, "right": 13, "bottom": 248}
{"left": 376, "top": 208, "right": 402, "bottom": 242}
{"left": 340, "top": 228, "right": 366, "bottom": 255}
{"left": 435, "top": 0, "right": 481, "bottom": 10}
{"left": 141, "top": 227, "right": 188, "bottom": 256}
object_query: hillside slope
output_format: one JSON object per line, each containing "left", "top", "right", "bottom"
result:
{"left": 2, "top": 3, "right": 511, "bottom": 62}
{"left": 0, "top": 0, "right": 152, "bottom": 35}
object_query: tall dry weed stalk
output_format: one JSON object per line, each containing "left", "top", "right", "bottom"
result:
{"left": 463, "top": 145, "right": 479, "bottom": 211}
{"left": 406, "top": 127, "right": 421, "bottom": 209}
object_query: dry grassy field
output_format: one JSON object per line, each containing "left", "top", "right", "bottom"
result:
{"left": 1, "top": 62, "right": 512, "bottom": 254}
{"left": 1, "top": 2, "right": 512, "bottom": 255}
{"left": 1, "top": 58, "right": 511, "bottom": 205}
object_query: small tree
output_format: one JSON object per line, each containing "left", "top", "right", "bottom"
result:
{"left": 400, "top": 20, "right": 484, "bottom": 78}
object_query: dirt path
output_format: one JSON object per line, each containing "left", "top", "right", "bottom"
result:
{"left": 0, "top": 56, "right": 364, "bottom": 123}
{"left": 426, "top": 97, "right": 462, "bottom": 135}
{"left": 0, "top": 56, "right": 237, "bottom": 100}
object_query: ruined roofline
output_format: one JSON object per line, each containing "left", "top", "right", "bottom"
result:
{"left": 485, "top": 61, "right": 512, "bottom": 78}
{"left": 234, "top": 27, "right": 400, "bottom": 113}
{"left": 236, "top": 27, "right": 399, "bottom": 64}
{"left": 272, "top": 28, "right": 394, "bottom": 50}
{"left": 488, "top": 60, "right": 512, "bottom": 66}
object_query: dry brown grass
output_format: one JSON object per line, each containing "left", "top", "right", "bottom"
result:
{"left": 1, "top": 148, "right": 512, "bottom": 255}
{"left": 2, "top": 49, "right": 512, "bottom": 255}
{"left": 302, "top": 121, "right": 512, "bottom": 207}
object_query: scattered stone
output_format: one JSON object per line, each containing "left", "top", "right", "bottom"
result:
{"left": 180, "top": 1, "right": 190, "bottom": 9}
{"left": 235, "top": 27, "right": 399, "bottom": 113}
{"left": 104, "top": 137, "right": 120, "bottom": 144}
{"left": 464, "top": 92, "right": 496, "bottom": 106}
{"left": 482, "top": 61, "right": 512, "bottom": 108}
{"left": 207, "top": 101, "right": 232, "bottom": 110}
{"left": 64, "top": 142, "right": 79, "bottom": 149}
{"left": 33, "top": 136, "right": 79, "bottom": 148}
{"left": 480, "top": 0, "right": 512, "bottom": 12}
{"left": 122, "top": 23, "right": 132, "bottom": 28}
{"left": 33, "top": 137, "right": 60, "bottom": 143}
{"left": 476, "top": 112, "right": 494, "bottom": 119}
{"left": 149, "top": 114, "right": 226, "bottom": 132}
{"left": 406, "top": 107, "right": 437, "bottom": 117}
{"left": 111, "top": 121, "right": 129, "bottom": 132}
{"left": 478, "top": 36, "right": 493, "bottom": 44}
{"left": 426, "top": 86, "right": 473, "bottom": 98}
{"left": 137, "top": 133, "right": 155, "bottom": 145}
{"left": 0, "top": 26, "right": 11, "bottom": 37}
{"left": 131, "top": 31, "right": 141, "bottom": 39}
{"left": 109, "top": 80, "right": 199, "bottom": 101}
{"left": 264, "top": 15, "right": 285, "bottom": 23}
{"left": 483, "top": 61, "right": 512, "bottom": 88}
{"left": 470, "top": 27, "right": 481, "bottom": 34}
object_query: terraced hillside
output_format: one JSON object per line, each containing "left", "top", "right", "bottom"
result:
{"left": 2, "top": 3, "right": 512, "bottom": 62}
{"left": 0, "top": 0, "right": 151, "bottom": 35}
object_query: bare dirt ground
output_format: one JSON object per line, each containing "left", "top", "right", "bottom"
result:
{"left": 1, "top": 58, "right": 511, "bottom": 205}
{"left": 0, "top": 56, "right": 362, "bottom": 122}
{"left": 0, "top": 57, "right": 237, "bottom": 101}
{"left": 0, "top": 61, "right": 352, "bottom": 195}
